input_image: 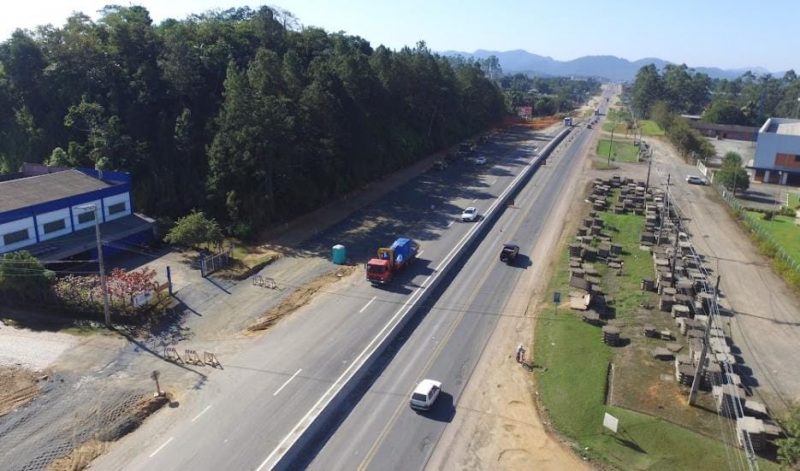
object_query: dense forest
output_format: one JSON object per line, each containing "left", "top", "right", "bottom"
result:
{"left": 0, "top": 6, "right": 506, "bottom": 237}
{"left": 630, "top": 63, "right": 800, "bottom": 126}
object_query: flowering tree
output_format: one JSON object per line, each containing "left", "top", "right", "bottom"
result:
{"left": 107, "top": 267, "right": 158, "bottom": 302}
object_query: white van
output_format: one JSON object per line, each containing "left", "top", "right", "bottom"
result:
{"left": 409, "top": 379, "right": 442, "bottom": 410}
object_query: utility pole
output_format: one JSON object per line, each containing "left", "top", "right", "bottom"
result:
{"left": 607, "top": 125, "right": 616, "bottom": 167}
{"left": 80, "top": 204, "right": 111, "bottom": 326}
{"left": 688, "top": 275, "right": 720, "bottom": 405}
{"left": 94, "top": 205, "right": 111, "bottom": 327}
{"left": 645, "top": 148, "right": 653, "bottom": 192}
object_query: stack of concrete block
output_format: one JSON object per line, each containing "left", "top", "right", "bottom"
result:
{"left": 671, "top": 304, "right": 691, "bottom": 319}
{"left": 675, "top": 355, "right": 695, "bottom": 385}
{"left": 713, "top": 382, "right": 747, "bottom": 418}
{"left": 736, "top": 416, "right": 767, "bottom": 451}
{"left": 704, "top": 362, "right": 723, "bottom": 388}
{"left": 602, "top": 325, "right": 621, "bottom": 346}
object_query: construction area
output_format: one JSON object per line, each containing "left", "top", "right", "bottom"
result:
{"left": 576, "top": 176, "right": 782, "bottom": 452}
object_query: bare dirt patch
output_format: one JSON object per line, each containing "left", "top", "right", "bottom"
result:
{"left": 0, "top": 366, "right": 40, "bottom": 417}
{"left": 46, "top": 395, "right": 168, "bottom": 471}
{"left": 47, "top": 439, "right": 108, "bottom": 471}
{"left": 247, "top": 265, "right": 357, "bottom": 332}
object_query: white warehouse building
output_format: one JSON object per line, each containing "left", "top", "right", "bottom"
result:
{"left": 751, "top": 118, "right": 800, "bottom": 186}
{"left": 0, "top": 164, "right": 154, "bottom": 260}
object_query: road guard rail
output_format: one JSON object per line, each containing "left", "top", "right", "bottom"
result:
{"left": 262, "top": 127, "right": 573, "bottom": 470}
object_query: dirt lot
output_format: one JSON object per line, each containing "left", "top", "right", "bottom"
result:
{"left": 0, "top": 366, "right": 39, "bottom": 417}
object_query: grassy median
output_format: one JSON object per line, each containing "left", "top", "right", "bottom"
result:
{"left": 638, "top": 120, "right": 665, "bottom": 136}
{"left": 597, "top": 139, "right": 640, "bottom": 163}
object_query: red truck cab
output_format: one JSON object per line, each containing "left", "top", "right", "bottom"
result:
{"left": 366, "top": 238, "right": 417, "bottom": 284}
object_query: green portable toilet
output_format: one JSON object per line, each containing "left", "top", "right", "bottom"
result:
{"left": 331, "top": 244, "right": 347, "bottom": 265}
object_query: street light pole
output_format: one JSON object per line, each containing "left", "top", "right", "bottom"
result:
{"left": 607, "top": 125, "right": 616, "bottom": 167}
{"left": 80, "top": 203, "right": 111, "bottom": 326}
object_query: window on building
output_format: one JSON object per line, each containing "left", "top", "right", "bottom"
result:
{"left": 77, "top": 210, "right": 96, "bottom": 224}
{"left": 3, "top": 229, "right": 30, "bottom": 245}
{"left": 43, "top": 219, "right": 66, "bottom": 234}
{"left": 108, "top": 202, "right": 127, "bottom": 215}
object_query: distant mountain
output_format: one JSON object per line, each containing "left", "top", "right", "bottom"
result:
{"left": 442, "top": 49, "right": 773, "bottom": 81}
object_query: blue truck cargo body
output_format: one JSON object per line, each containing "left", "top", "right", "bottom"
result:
{"left": 390, "top": 237, "right": 414, "bottom": 264}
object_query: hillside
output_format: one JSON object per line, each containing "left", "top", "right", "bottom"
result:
{"left": 442, "top": 49, "right": 773, "bottom": 81}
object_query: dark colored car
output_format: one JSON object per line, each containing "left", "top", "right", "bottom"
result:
{"left": 500, "top": 243, "right": 519, "bottom": 264}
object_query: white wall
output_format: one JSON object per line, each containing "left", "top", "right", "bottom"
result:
{"left": 754, "top": 132, "right": 800, "bottom": 168}
{"left": 0, "top": 217, "right": 36, "bottom": 253}
{"left": 36, "top": 207, "right": 73, "bottom": 242}
{"left": 103, "top": 192, "right": 132, "bottom": 222}
{"left": 71, "top": 199, "right": 103, "bottom": 231}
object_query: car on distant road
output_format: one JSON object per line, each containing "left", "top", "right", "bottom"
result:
{"left": 461, "top": 207, "right": 479, "bottom": 222}
{"left": 686, "top": 175, "right": 706, "bottom": 185}
{"left": 473, "top": 156, "right": 487, "bottom": 165}
{"left": 409, "top": 379, "right": 441, "bottom": 410}
{"left": 432, "top": 160, "right": 447, "bottom": 171}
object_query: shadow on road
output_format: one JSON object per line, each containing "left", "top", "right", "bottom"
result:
{"left": 417, "top": 392, "right": 456, "bottom": 423}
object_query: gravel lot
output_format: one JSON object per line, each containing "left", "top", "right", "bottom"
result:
{"left": 0, "top": 321, "right": 80, "bottom": 371}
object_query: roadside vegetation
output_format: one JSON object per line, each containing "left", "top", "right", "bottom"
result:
{"left": 596, "top": 140, "right": 640, "bottom": 163}
{"left": 630, "top": 63, "right": 800, "bottom": 128}
{"left": 788, "top": 193, "right": 800, "bottom": 209}
{"left": 534, "top": 189, "right": 779, "bottom": 470}
{"left": 639, "top": 120, "right": 665, "bottom": 136}
{"left": 500, "top": 74, "right": 601, "bottom": 116}
{"left": 0, "top": 6, "right": 506, "bottom": 239}
{"left": 0, "top": 250, "right": 169, "bottom": 326}
{"left": 744, "top": 212, "right": 800, "bottom": 269}
{"left": 714, "top": 152, "right": 751, "bottom": 193}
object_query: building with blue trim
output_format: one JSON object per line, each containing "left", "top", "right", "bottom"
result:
{"left": 0, "top": 163, "right": 154, "bottom": 260}
{"left": 751, "top": 118, "right": 800, "bottom": 185}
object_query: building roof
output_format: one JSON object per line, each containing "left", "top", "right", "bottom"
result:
{"left": 0, "top": 169, "right": 111, "bottom": 213}
{"left": 690, "top": 122, "right": 758, "bottom": 133}
{"left": 774, "top": 121, "right": 800, "bottom": 136}
{"left": 761, "top": 117, "right": 800, "bottom": 136}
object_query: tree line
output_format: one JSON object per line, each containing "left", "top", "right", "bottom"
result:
{"left": 630, "top": 63, "right": 800, "bottom": 127}
{"left": 0, "top": 6, "right": 506, "bottom": 237}
{"left": 500, "top": 73, "right": 600, "bottom": 116}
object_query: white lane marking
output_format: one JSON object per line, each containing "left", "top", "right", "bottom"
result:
{"left": 258, "top": 129, "right": 568, "bottom": 470}
{"left": 358, "top": 296, "right": 377, "bottom": 313}
{"left": 273, "top": 369, "right": 303, "bottom": 396}
{"left": 149, "top": 437, "right": 174, "bottom": 458}
{"left": 488, "top": 177, "right": 497, "bottom": 185}
{"left": 447, "top": 221, "right": 454, "bottom": 228}
{"left": 471, "top": 198, "right": 477, "bottom": 203}
{"left": 417, "top": 250, "right": 424, "bottom": 257}
{"left": 257, "top": 286, "right": 427, "bottom": 471}
{"left": 191, "top": 405, "right": 212, "bottom": 423}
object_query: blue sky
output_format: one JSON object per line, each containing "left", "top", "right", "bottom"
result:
{"left": 0, "top": 1, "right": 797, "bottom": 72}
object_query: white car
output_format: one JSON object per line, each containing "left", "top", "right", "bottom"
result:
{"left": 409, "top": 379, "right": 442, "bottom": 410}
{"left": 686, "top": 175, "right": 706, "bottom": 185}
{"left": 473, "top": 156, "right": 487, "bottom": 165}
{"left": 461, "top": 207, "right": 479, "bottom": 222}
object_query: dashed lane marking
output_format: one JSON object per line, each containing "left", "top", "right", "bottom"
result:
{"left": 273, "top": 369, "right": 303, "bottom": 396}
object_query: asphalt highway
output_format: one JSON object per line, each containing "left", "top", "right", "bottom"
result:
{"left": 104, "top": 123, "right": 571, "bottom": 470}
{"left": 307, "top": 108, "right": 602, "bottom": 470}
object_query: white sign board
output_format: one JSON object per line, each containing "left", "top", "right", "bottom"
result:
{"left": 133, "top": 291, "right": 153, "bottom": 308}
{"left": 603, "top": 412, "right": 619, "bottom": 433}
